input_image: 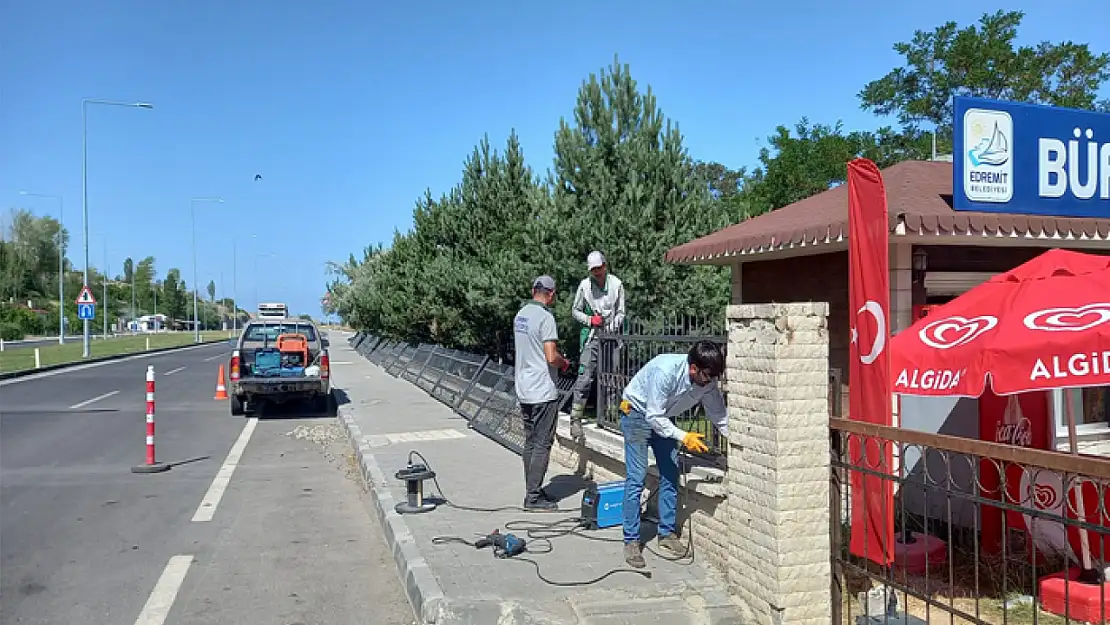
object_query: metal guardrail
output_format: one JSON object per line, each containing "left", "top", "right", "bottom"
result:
{"left": 348, "top": 333, "right": 574, "bottom": 454}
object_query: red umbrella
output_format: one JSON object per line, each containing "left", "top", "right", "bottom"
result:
{"left": 891, "top": 248, "right": 1110, "bottom": 397}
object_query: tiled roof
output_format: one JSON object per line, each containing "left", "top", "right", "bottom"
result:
{"left": 666, "top": 160, "right": 1110, "bottom": 263}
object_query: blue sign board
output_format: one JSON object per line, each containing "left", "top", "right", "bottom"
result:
{"left": 953, "top": 96, "right": 1110, "bottom": 218}
{"left": 77, "top": 303, "right": 96, "bottom": 320}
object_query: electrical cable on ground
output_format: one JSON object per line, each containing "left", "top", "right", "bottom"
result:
{"left": 408, "top": 450, "right": 580, "bottom": 514}
{"left": 417, "top": 446, "right": 705, "bottom": 587}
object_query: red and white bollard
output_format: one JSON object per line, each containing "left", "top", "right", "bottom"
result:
{"left": 132, "top": 364, "right": 170, "bottom": 473}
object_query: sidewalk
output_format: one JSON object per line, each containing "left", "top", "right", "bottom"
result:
{"left": 328, "top": 335, "right": 744, "bottom": 625}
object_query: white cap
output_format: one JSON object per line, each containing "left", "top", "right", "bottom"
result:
{"left": 587, "top": 251, "right": 606, "bottom": 270}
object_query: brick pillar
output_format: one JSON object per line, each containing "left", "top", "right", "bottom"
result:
{"left": 725, "top": 303, "right": 831, "bottom": 625}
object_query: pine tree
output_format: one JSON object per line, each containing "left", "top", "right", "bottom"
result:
{"left": 549, "top": 55, "right": 731, "bottom": 334}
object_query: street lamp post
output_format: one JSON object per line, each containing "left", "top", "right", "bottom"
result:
{"left": 19, "top": 191, "right": 65, "bottom": 344}
{"left": 102, "top": 240, "right": 109, "bottom": 338}
{"left": 82, "top": 98, "right": 153, "bottom": 358}
{"left": 232, "top": 241, "right": 238, "bottom": 335}
{"left": 131, "top": 268, "right": 136, "bottom": 333}
{"left": 190, "top": 197, "right": 223, "bottom": 343}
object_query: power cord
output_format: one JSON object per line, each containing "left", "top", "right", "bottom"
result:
{"left": 407, "top": 450, "right": 580, "bottom": 514}
{"left": 419, "top": 446, "right": 702, "bottom": 588}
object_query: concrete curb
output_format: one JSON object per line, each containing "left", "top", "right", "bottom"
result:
{"left": 337, "top": 405, "right": 446, "bottom": 624}
{"left": 0, "top": 338, "right": 232, "bottom": 382}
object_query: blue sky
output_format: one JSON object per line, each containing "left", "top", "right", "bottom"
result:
{"left": 2, "top": 0, "right": 1107, "bottom": 317}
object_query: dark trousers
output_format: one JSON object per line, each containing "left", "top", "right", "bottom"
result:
{"left": 520, "top": 399, "right": 559, "bottom": 503}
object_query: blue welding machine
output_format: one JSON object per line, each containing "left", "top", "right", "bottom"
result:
{"left": 580, "top": 480, "right": 625, "bottom": 530}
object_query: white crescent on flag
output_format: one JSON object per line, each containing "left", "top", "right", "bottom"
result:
{"left": 852, "top": 300, "right": 886, "bottom": 365}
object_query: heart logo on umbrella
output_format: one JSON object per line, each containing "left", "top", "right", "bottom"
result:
{"left": 918, "top": 315, "right": 998, "bottom": 350}
{"left": 1023, "top": 303, "right": 1110, "bottom": 332}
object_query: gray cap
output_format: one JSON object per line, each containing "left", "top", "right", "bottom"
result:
{"left": 587, "top": 251, "right": 606, "bottom": 270}
{"left": 532, "top": 275, "right": 556, "bottom": 292}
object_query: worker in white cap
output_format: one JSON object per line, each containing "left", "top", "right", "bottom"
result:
{"left": 569, "top": 250, "right": 626, "bottom": 437}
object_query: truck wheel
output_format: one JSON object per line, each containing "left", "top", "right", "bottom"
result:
{"left": 231, "top": 395, "right": 245, "bottom": 416}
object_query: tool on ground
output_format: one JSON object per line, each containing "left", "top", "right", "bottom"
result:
{"left": 214, "top": 363, "right": 229, "bottom": 400}
{"left": 474, "top": 529, "right": 528, "bottom": 558}
{"left": 579, "top": 480, "right": 625, "bottom": 530}
{"left": 398, "top": 451, "right": 579, "bottom": 514}
{"left": 132, "top": 364, "right": 170, "bottom": 474}
{"left": 394, "top": 461, "right": 438, "bottom": 514}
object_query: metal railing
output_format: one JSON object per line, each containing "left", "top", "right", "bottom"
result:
{"left": 352, "top": 321, "right": 845, "bottom": 467}
{"left": 595, "top": 313, "right": 728, "bottom": 455}
{"left": 350, "top": 333, "right": 575, "bottom": 454}
{"left": 830, "top": 417, "right": 1110, "bottom": 625}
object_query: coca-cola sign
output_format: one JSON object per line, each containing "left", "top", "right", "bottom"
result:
{"left": 996, "top": 417, "right": 1033, "bottom": 447}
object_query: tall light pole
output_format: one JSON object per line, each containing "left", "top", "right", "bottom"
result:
{"left": 19, "top": 191, "right": 65, "bottom": 344}
{"left": 190, "top": 197, "right": 223, "bottom": 343}
{"left": 102, "top": 239, "right": 109, "bottom": 338}
{"left": 232, "top": 241, "right": 238, "bottom": 334}
{"left": 82, "top": 98, "right": 153, "bottom": 357}
{"left": 130, "top": 264, "right": 136, "bottom": 333}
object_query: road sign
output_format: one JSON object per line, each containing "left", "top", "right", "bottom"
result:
{"left": 75, "top": 285, "right": 97, "bottom": 305}
{"left": 77, "top": 303, "right": 96, "bottom": 320}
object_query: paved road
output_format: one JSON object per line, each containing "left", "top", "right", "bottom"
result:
{"left": 1, "top": 344, "right": 413, "bottom": 625}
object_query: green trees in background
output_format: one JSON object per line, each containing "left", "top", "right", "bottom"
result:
{"left": 0, "top": 211, "right": 243, "bottom": 339}
{"left": 327, "top": 10, "right": 1109, "bottom": 360}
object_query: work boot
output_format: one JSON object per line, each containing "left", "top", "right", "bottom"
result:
{"left": 623, "top": 541, "right": 646, "bottom": 569}
{"left": 523, "top": 497, "right": 557, "bottom": 511}
{"left": 658, "top": 534, "right": 688, "bottom": 557}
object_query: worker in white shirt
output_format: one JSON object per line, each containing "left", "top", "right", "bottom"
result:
{"left": 617, "top": 341, "right": 727, "bottom": 569}
{"left": 569, "top": 251, "right": 626, "bottom": 438}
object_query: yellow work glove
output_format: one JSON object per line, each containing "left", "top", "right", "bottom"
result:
{"left": 681, "top": 432, "right": 708, "bottom": 454}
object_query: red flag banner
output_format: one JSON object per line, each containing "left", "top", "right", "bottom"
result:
{"left": 846, "top": 158, "right": 894, "bottom": 566}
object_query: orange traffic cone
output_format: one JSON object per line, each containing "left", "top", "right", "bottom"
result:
{"left": 214, "top": 364, "right": 229, "bottom": 400}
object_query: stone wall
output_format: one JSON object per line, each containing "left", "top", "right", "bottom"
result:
{"left": 725, "top": 302, "right": 831, "bottom": 625}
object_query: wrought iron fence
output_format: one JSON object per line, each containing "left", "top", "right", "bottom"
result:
{"left": 830, "top": 417, "right": 1110, "bottom": 625}
{"left": 594, "top": 313, "right": 729, "bottom": 455}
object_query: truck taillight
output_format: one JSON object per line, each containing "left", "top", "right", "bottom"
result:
{"left": 230, "top": 352, "right": 240, "bottom": 381}
{"left": 320, "top": 354, "right": 330, "bottom": 379}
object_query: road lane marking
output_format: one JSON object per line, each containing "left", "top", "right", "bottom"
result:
{"left": 366, "top": 428, "right": 467, "bottom": 447}
{"left": 164, "top": 366, "right": 186, "bottom": 376}
{"left": 133, "top": 554, "right": 193, "bottom": 625}
{"left": 191, "top": 417, "right": 258, "bottom": 522}
{"left": 69, "top": 390, "right": 120, "bottom": 410}
{"left": 202, "top": 353, "right": 226, "bottom": 362}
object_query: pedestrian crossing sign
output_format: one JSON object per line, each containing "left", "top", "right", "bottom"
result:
{"left": 75, "top": 285, "right": 97, "bottom": 305}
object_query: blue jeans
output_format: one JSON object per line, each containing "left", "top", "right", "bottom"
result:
{"left": 621, "top": 410, "right": 679, "bottom": 544}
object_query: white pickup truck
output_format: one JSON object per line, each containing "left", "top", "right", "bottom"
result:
{"left": 227, "top": 318, "right": 332, "bottom": 416}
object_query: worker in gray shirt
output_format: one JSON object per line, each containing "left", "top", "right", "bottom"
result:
{"left": 570, "top": 251, "right": 626, "bottom": 437}
{"left": 513, "top": 275, "right": 571, "bottom": 510}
